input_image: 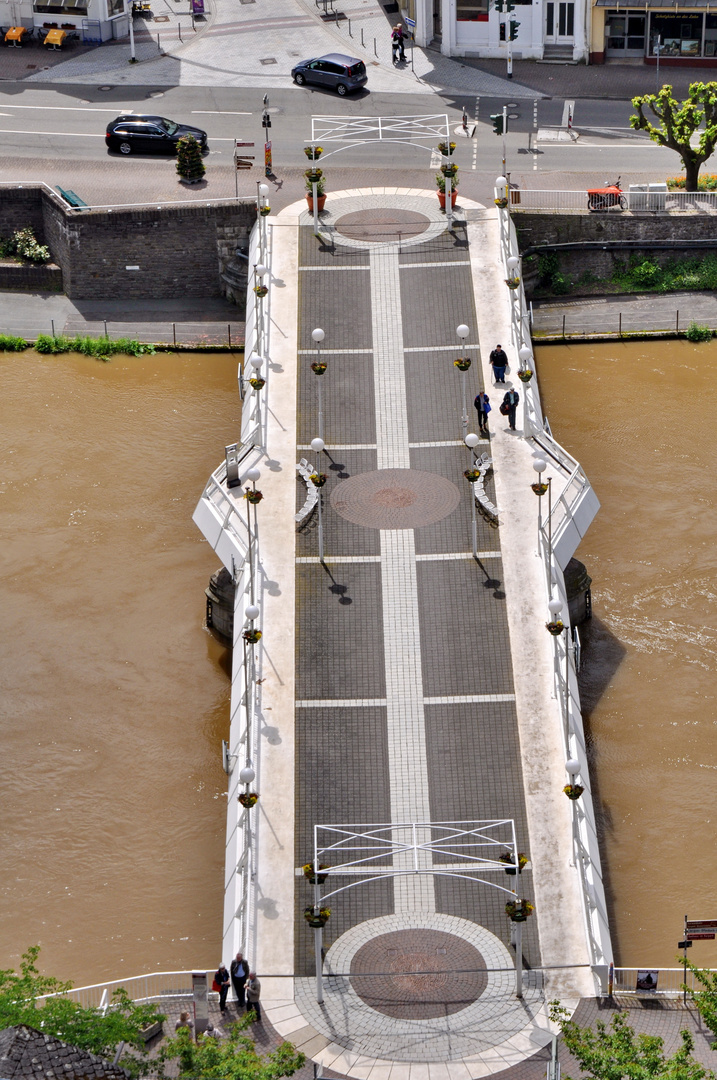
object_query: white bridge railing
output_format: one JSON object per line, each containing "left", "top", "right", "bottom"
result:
{"left": 511, "top": 188, "right": 717, "bottom": 213}
{"left": 36, "top": 970, "right": 215, "bottom": 1010}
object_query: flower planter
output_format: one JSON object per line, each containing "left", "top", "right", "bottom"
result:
{"left": 494, "top": 197, "right": 509, "bottom": 209}
{"left": 564, "top": 784, "right": 584, "bottom": 801}
{"left": 437, "top": 190, "right": 458, "bottom": 209}
{"left": 440, "top": 164, "right": 458, "bottom": 178}
{"left": 464, "top": 470, "right": 481, "bottom": 483}
{"left": 311, "top": 362, "right": 327, "bottom": 375}
{"left": 245, "top": 490, "right": 264, "bottom": 505}
{"left": 259, "top": 206, "right": 271, "bottom": 217}
{"left": 243, "top": 629, "right": 262, "bottom": 644}
{"left": 304, "top": 146, "right": 323, "bottom": 159}
{"left": 304, "top": 169, "right": 323, "bottom": 184}
{"left": 454, "top": 358, "right": 471, "bottom": 371}
{"left": 499, "top": 852, "right": 528, "bottom": 875}
{"left": 304, "top": 907, "right": 331, "bottom": 928}
{"left": 505, "top": 278, "right": 520, "bottom": 290}
{"left": 505, "top": 900, "right": 534, "bottom": 922}
{"left": 310, "top": 473, "right": 327, "bottom": 487}
{"left": 306, "top": 194, "right": 327, "bottom": 213}
{"left": 531, "top": 482, "right": 549, "bottom": 496}
{"left": 253, "top": 285, "right": 269, "bottom": 297}
{"left": 238, "top": 792, "right": 259, "bottom": 808}
{"left": 303, "top": 863, "right": 329, "bottom": 884}
{"left": 249, "top": 377, "right": 266, "bottom": 390}
{"left": 437, "top": 141, "right": 456, "bottom": 156}
{"left": 518, "top": 369, "right": 533, "bottom": 383}
{"left": 546, "top": 620, "right": 564, "bottom": 636}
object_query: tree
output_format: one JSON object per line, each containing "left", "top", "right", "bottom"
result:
{"left": 0, "top": 946, "right": 165, "bottom": 1077}
{"left": 631, "top": 82, "right": 717, "bottom": 191}
{"left": 158, "top": 1017, "right": 306, "bottom": 1080}
{"left": 549, "top": 1001, "right": 716, "bottom": 1080}
{"left": 176, "top": 134, "right": 206, "bottom": 183}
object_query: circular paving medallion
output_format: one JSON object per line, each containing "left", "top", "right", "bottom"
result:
{"left": 329, "top": 469, "right": 461, "bottom": 529}
{"left": 350, "top": 929, "right": 488, "bottom": 1019}
{"left": 335, "top": 208, "right": 430, "bottom": 243}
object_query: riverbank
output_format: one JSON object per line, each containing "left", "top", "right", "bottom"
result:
{"left": 532, "top": 289, "right": 717, "bottom": 340}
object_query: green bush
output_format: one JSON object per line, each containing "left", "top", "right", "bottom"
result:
{"left": 685, "top": 322, "right": 713, "bottom": 342}
{"left": 537, "top": 250, "right": 572, "bottom": 295}
{"left": 34, "top": 333, "right": 155, "bottom": 358}
{"left": 0, "top": 333, "right": 29, "bottom": 351}
{"left": 13, "top": 227, "right": 50, "bottom": 263}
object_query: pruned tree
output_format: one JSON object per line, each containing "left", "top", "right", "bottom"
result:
{"left": 631, "top": 82, "right": 717, "bottom": 191}
{"left": 680, "top": 957, "right": 717, "bottom": 1039}
{"left": 549, "top": 1001, "right": 716, "bottom": 1080}
{"left": 158, "top": 1017, "right": 306, "bottom": 1079}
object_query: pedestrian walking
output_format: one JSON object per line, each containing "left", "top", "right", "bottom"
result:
{"left": 502, "top": 388, "right": 520, "bottom": 431}
{"left": 391, "top": 24, "right": 405, "bottom": 62}
{"left": 245, "top": 972, "right": 262, "bottom": 1022}
{"left": 230, "top": 952, "right": 249, "bottom": 1008}
{"left": 474, "top": 391, "right": 491, "bottom": 434}
{"left": 214, "top": 963, "right": 230, "bottom": 1012}
{"left": 489, "top": 344, "right": 509, "bottom": 384}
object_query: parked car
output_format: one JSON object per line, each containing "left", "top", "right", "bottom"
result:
{"left": 105, "top": 115, "right": 208, "bottom": 155}
{"left": 291, "top": 53, "right": 367, "bottom": 96}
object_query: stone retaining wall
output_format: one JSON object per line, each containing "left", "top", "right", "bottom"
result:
{"left": 0, "top": 186, "right": 255, "bottom": 300}
{"left": 0, "top": 260, "right": 63, "bottom": 292}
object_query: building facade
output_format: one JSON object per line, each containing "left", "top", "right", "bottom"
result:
{"left": 6, "top": 0, "right": 129, "bottom": 43}
{"left": 591, "top": 0, "right": 717, "bottom": 65}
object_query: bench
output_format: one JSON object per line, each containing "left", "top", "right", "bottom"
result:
{"left": 470, "top": 453, "right": 499, "bottom": 526}
{"left": 56, "top": 186, "right": 89, "bottom": 210}
{"left": 295, "top": 457, "right": 319, "bottom": 524}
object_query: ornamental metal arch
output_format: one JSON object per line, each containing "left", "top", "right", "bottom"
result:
{"left": 304, "top": 819, "right": 533, "bottom": 1003}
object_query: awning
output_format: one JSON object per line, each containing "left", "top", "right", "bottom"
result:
{"left": 597, "top": 0, "right": 714, "bottom": 7}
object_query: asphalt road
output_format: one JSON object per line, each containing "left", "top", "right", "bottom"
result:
{"left": 0, "top": 81, "right": 678, "bottom": 209}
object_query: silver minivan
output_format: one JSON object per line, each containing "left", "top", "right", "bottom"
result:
{"left": 291, "top": 53, "right": 368, "bottom": 95}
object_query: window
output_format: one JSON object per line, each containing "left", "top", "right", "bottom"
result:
{"left": 34, "top": 0, "right": 88, "bottom": 14}
{"left": 107, "top": 0, "right": 123, "bottom": 16}
{"left": 651, "top": 13, "right": 703, "bottom": 56}
{"left": 457, "top": 0, "right": 489, "bottom": 21}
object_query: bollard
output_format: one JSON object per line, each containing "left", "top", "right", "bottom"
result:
{"left": 348, "top": 16, "right": 351, "bottom": 35}
{"left": 619, "top": 311, "right": 622, "bottom": 337}
{"left": 104, "top": 319, "right": 108, "bottom": 338}
{"left": 676, "top": 309, "right": 679, "bottom": 331}
{"left": 173, "top": 322, "right": 176, "bottom": 347}
{"left": 51, "top": 319, "right": 55, "bottom": 338}
{"left": 157, "top": 31, "right": 160, "bottom": 50}
{"left": 178, "top": 22, "right": 182, "bottom": 40}
{"left": 335, "top": 9, "right": 338, "bottom": 23}
{"left": 361, "top": 26, "right": 364, "bottom": 46}
{"left": 561, "top": 314, "right": 565, "bottom": 340}
{"left": 228, "top": 323, "right": 231, "bottom": 348}
{"left": 462, "top": 107, "right": 468, "bottom": 131}
{"left": 374, "top": 36, "right": 377, "bottom": 56}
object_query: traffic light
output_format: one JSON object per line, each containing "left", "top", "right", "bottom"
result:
{"left": 499, "top": 20, "right": 505, "bottom": 39}
{"left": 490, "top": 113, "right": 504, "bottom": 136}
{"left": 505, "top": 0, "right": 515, "bottom": 10}
{"left": 509, "top": 19, "right": 520, "bottom": 38}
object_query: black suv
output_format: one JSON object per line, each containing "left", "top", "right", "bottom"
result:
{"left": 291, "top": 53, "right": 367, "bottom": 95}
{"left": 105, "top": 115, "right": 208, "bottom": 155}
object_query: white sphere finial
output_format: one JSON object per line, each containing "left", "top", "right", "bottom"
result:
{"left": 456, "top": 323, "right": 470, "bottom": 340}
{"left": 311, "top": 437, "right": 325, "bottom": 453}
{"left": 312, "top": 327, "right": 325, "bottom": 343}
{"left": 247, "top": 467, "right": 261, "bottom": 482}
{"left": 245, "top": 604, "right": 260, "bottom": 621}
{"left": 548, "top": 598, "right": 563, "bottom": 616}
{"left": 465, "top": 433, "right": 480, "bottom": 448}
{"left": 533, "top": 458, "right": 547, "bottom": 474}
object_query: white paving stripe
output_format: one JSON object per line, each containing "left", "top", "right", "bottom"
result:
{"left": 399, "top": 260, "right": 472, "bottom": 268}
{"left": 296, "top": 552, "right": 501, "bottom": 563}
{"left": 404, "top": 343, "right": 480, "bottom": 352}
{"left": 296, "top": 444, "right": 376, "bottom": 451}
{"left": 424, "top": 694, "right": 516, "bottom": 704}
{"left": 297, "top": 348, "right": 373, "bottom": 355}
{"left": 299, "top": 265, "right": 368, "bottom": 271}
{"left": 370, "top": 242, "right": 434, "bottom": 914}
{"left": 296, "top": 699, "right": 387, "bottom": 708}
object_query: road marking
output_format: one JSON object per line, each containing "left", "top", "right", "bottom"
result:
{"left": 533, "top": 98, "right": 538, "bottom": 171}
{"left": 191, "top": 110, "right": 252, "bottom": 115}
{"left": 0, "top": 104, "right": 133, "bottom": 112}
{"left": 0, "top": 128, "right": 106, "bottom": 137}
{"left": 473, "top": 95, "right": 479, "bottom": 171}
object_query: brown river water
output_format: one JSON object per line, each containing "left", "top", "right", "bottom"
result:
{"left": 536, "top": 340, "right": 717, "bottom": 970}
{"left": 1, "top": 341, "right": 714, "bottom": 987}
{"left": 0, "top": 349, "right": 238, "bottom": 986}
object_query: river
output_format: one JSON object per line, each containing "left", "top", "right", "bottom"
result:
{"left": 0, "top": 349, "right": 238, "bottom": 986}
{"left": 536, "top": 339, "right": 717, "bottom": 970}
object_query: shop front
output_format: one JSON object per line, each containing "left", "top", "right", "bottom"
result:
{"left": 592, "top": 0, "right": 717, "bottom": 64}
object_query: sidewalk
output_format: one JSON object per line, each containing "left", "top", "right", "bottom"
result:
{"left": 531, "top": 289, "right": 715, "bottom": 337}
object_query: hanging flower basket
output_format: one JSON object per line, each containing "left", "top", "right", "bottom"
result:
{"left": 302, "top": 863, "right": 329, "bottom": 884}
{"left": 464, "top": 469, "right": 481, "bottom": 483}
{"left": 564, "top": 784, "right": 584, "bottom": 801}
{"left": 437, "top": 141, "right": 456, "bottom": 156}
{"left": 505, "top": 900, "right": 534, "bottom": 922}
{"left": 518, "top": 369, "right": 534, "bottom": 383}
{"left": 243, "top": 629, "right": 262, "bottom": 644}
{"left": 245, "top": 490, "right": 264, "bottom": 505}
{"left": 259, "top": 205, "right": 271, "bottom": 217}
{"left": 494, "top": 197, "right": 509, "bottom": 209}
{"left": 499, "top": 852, "right": 528, "bottom": 875}
{"left": 310, "top": 473, "right": 327, "bottom": 487}
{"left": 253, "top": 284, "right": 269, "bottom": 297}
{"left": 304, "top": 145, "right": 323, "bottom": 159}
{"left": 304, "top": 168, "right": 323, "bottom": 184}
{"left": 441, "top": 163, "right": 458, "bottom": 178}
{"left": 304, "top": 907, "right": 331, "bottom": 928}
{"left": 238, "top": 792, "right": 259, "bottom": 808}
{"left": 531, "top": 482, "right": 548, "bottom": 496}
{"left": 546, "top": 619, "right": 564, "bottom": 635}
{"left": 249, "top": 377, "right": 266, "bottom": 390}
{"left": 505, "top": 277, "right": 520, "bottom": 289}
{"left": 454, "top": 357, "right": 471, "bottom": 371}
{"left": 311, "top": 362, "right": 327, "bottom": 375}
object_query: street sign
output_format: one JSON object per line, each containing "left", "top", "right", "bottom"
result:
{"left": 687, "top": 932, "right": 715, "bottom": 940}
{"left": 405, "top": 15, "right": 415, "bottom": 27}
{"left": 686, "top": 920, "right": 717, "bottom": 930}
{"left": 235, "top": 159, "right": 254, "bottom": 169}
{"left": 235, "top": 141, "right": 254, "bottom": 148}
{"left": 678, "top": 940, "right": 693, "bottom": 949}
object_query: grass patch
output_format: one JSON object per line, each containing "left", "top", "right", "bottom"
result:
{"left": 34, "top": 334, "right": 156, "bottom": 359}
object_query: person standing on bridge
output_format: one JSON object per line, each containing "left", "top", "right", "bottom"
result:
{"left": 214, "top": 962, "right": 230, "bottom": 1012}
{"left": 489, "top": 344, "right": 509, "bottom": 384}
{"left": 246, "top": 972, "right": 262, "bottom": 1022}
{"left": 474, "top": 390, "right": 491, "bottom": 434}
{"left": 503, "top": 388, "right": 520, "bottom": 431}
{"left": 230, "top": 952, "right": 250, "bottom": 1008}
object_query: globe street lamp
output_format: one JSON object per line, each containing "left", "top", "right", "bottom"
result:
{"left": 311, "top": 328, "right": 326, "bottom": 440}
{"left": 311, "top": 437, "right": 325, "bottom": 564}
{"left": 456, "top": 323, "right": 471, "bottom": 437}
{"left": 246, "top": 466, "right": 261, "bottom": 605}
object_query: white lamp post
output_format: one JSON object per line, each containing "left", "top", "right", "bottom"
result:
{"left": 311, "top": 437, "right": 325, "bottom": 564}
{"left": 311, "top": 328, "right": 326, "bottom": 440}
{"left": 456, "top": 323, "right": 470, "bottom": 437}
{"left": 532, "top": 456, "right": 547, "bottom": 548}
{"left": 519, "top": 344, "right": 532, "bottom": 371}
{"left": 246, "top": 466, "right": 261, "bottom": 605}
{"left": 465, "top": 432, "right": 480, "bottom": 559}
